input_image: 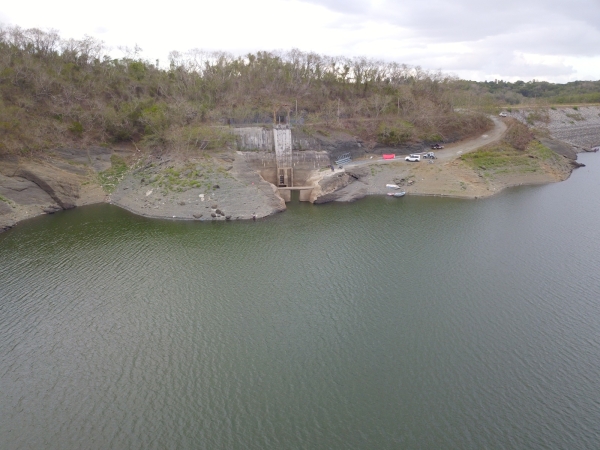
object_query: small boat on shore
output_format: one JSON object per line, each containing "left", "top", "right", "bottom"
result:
{"left": 387, "top": 191, "right": 406, "bottom": 197}
{"left": 386, "top": 184, "right": 401, "bottom": 189}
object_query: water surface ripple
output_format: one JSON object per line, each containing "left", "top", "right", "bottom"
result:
{"left": 1, "top": 153, "right": 600, "bottom": 449}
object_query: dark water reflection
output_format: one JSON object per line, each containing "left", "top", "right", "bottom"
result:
{"left": 1, "top": 153, "right": 600, "bottom": 449}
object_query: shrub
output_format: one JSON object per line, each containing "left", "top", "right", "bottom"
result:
{"left": 503, "top": 121, "right": 533, "bottom": 151}
{"left": 525, "top": 109, "right": 549, "bottom": 125}
{"left": 171, "top": 125, "right": 235, "bottom": 151}
{"left": 377, "top": 120, "right": 414, "bottom": 146}
{"left": 69, "top": 121, "right": 84, "bottom": 136}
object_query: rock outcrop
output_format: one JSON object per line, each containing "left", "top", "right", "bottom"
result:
{"left": 15, "top": 164, "right": 80, "bottom": 209}
{"left": 311, "top": 166, "right": 371, "bottom": 204}
{"left": 0, "top": 151, "right": 105, "bottom": 232}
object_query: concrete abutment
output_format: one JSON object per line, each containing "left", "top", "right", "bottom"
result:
{"left": 237, "top": 126, "right": 330, "bottom": 202}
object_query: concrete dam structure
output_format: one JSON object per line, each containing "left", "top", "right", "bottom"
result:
{"left": 234, "top": 126, "right": 330, "bottom": 202}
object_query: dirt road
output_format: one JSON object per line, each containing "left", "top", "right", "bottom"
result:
{"left": 310, "top": 116, "right": 552, "bottom": 201}
{"left": 346, "top": 116, "right": 507, "bottom": 168}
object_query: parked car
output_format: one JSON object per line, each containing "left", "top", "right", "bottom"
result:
{"left": 405, "top": 154, "right": 421, "bottom": 162}
{"left": 499, "top": 112, "right": 508, "bottom": 117}
{"left": 430, "top": 144, "right": 444, "bottom": 149}
{"left": 423, "top": 152, "right": 436, "bottom": 159}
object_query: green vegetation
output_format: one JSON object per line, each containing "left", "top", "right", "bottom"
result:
{"left": 0, "top": 26, "right": 494, "bottom": 156}
{"left": 502, "top": 120, "right": 534, "bottom": 150}
{"left": 140, "top": 160, "right": 232, "bottom": 194}
{"left": 0, "top": 194, "right": 15, "bottom": 206}
{"left": 98, "top": 155, "right": 128, "bottom": 193}
{"left": 459, "top": 79, "right": 600, "bottom": 106}
{"left": 565, "top": 112, "right": 585, "bottom": 121}
{"left": 461, "top": 137, "right": 560, "bottom": 177}
{"left": 370, "top": 165, "right": 385, "bottom": 176}
{"left": 461, "top": 114, "right": 562, "bottom": 177}
{"left": 377, "top": 120, "right": 414, "bottom": 146}
{"left": 525, "top": 109, "right": 549, "bottom": 125}
{"left": 2, "top": 25, "right": 597, "bottom": 158}
{"left": 462, "top": 144, "right": 517, "bottom": 169}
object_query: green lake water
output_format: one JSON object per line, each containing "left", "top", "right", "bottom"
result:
{"left": 2, "top": 153, "right": 600, "bottom": 449}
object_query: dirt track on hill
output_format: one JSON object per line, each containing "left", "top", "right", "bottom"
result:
{"left": 310, "top": 115, "right": 576, "bottom": 202}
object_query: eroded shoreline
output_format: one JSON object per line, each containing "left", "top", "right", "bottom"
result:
{"left": 2, "top": 108, "right": 599, "bottom": 233}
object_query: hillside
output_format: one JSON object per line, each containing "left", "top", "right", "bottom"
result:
{"left": 0, "top": 26, "right": 494, "bottom": 157}
{"left": 1, "top": 26, "right": 599, "bottom": 232}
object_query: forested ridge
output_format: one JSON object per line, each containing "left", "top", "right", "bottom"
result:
{"left": 460, "top": 79, "right": 600, "bottom": 106}
{"left": 1, "top": 26, "right": 598, "bottom": 156}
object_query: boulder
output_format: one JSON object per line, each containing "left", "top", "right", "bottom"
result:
{"left": 43, "top": 205, "right": 62, "bottom": 214}
{"left": 345, "top": 166, "right": 369, "bottom": 180}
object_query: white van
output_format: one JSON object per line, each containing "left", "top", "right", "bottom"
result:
{"left": 405, "top": 154, "right": 421, "bottom": 162}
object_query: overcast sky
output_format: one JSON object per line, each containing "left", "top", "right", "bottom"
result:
{"left": 2, "top": 0, "right": 599, "bottom": 82}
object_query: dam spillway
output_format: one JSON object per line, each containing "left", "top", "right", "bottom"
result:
{"left": 235, "top": 126, "right": 330, "bottom": 201}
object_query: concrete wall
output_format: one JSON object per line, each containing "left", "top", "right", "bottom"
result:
{"left": 233, "top": 127, "right": 273, "bottom": 151}
{"left": 291, "top": 151, "right": 331, "bottom": 186}
{"left": 234, "top": 126, "right": 322, "bottom": 153}
{"left": 278, "top": 189, "right": 291, "bottom": 202}
{"left": 276, "top": 187, "right": 314, "bottom": 203}
{"left": 299, "top": 189, "right": 312, "bottom": 202}
{"left": 241, "top": 150, "right": 330, "bottom": 186}
{"left": 273, "top": 127, "right": 293, "bottom": 168}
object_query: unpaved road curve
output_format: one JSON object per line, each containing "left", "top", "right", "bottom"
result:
{"left": 346, "top": 116, "right": 507, "bottom": 167}
{"left": 435, "top": 116, "right": 507, "bottom": 162}
{"left": 310, "top": 116, "right": 509, "bottom": 202}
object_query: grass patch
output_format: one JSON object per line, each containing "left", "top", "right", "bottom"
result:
{"left": 98, "top": 155, "right": 129, "bottom": 193}
{"left": 461, "top": 143, "right": 517, "bottom": 169}
{"left": 0, "top": 194, "right": 15, "bottom": 206}
{"left": 565, "top": 112, "right": 585, "bottom": 121}
{"left": 370, "top": 164, "right": 384, "bottom": 176}
{"left": 145, "top": 160, "right": 231, "bottom": 193}
{"left": 461, "top": 140, "right": 557, "bottom": 178}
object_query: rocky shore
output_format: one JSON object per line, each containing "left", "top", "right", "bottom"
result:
{"left": 109, "top": 152, "right": 285, "bottom": 222}
{"left": 507, "top": 105, "right": 600, "bottom": 150}
{"left": 2, "top": 108, "right": 599, "bottom": 233}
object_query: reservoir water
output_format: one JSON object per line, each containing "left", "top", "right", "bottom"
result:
{"left": 2, "top": 153, "right": 600, "bottom": 449}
